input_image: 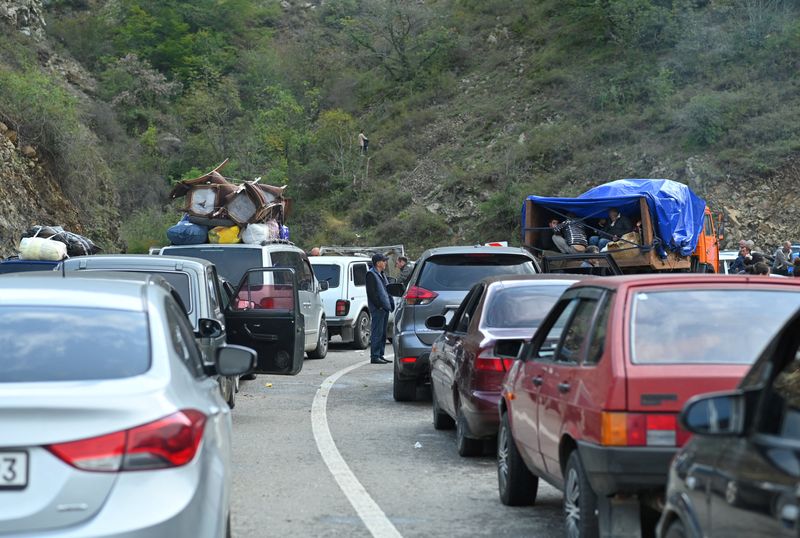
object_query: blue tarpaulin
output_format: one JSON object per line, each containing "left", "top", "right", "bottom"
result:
{"left": 523, "top": 179, "right": 707, "bottom": 256}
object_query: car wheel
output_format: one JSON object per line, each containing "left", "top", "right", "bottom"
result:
{"left": 456, "top": 407, "right": 482, "bottom": 457}
{"left": 234, "top": 376, "right": 240, "bottom": 393}
{"left": 431, "top": 382, "right": 455, "bottom": 430}
{"left": 352, "top": 310, "right": 370, "bottom": 350}
{"left": 564, "top": 451, "right": 599, "bottom": 538}
{"left": 307, "top": 320, "right": 328, "bottom": 359}
{"left": 497, "top": 411, "right": 538, "bottom": 506}
{"left": 241, "top": 372, "right": 256, "bottom": 381}
{"left": 393, "top": 367, "right": 416, "bottom": 402}
{"left": 664, "top": 518, "right": 686, "bottom": 538}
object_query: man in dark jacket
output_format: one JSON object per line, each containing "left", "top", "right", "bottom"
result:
{"left": 367, "top": 253, "right": 394, "bottom": 364}
{"left": 589, "top": 207, "right": 633, "bottom": 250}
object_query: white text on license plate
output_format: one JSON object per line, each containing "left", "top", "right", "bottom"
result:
{"left": 0, "top": 451, "right": 28, "bottom": 489}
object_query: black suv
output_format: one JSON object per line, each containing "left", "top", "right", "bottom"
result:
{"left": 389, "top": 246, "right": 539, "bottom": 401}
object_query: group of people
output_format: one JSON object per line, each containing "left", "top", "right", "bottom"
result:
{"left": 539, "top": 207, "right": 637, "bottom": 255}
{"left": 731, "top": 239, "right": 800, "bottom": 276}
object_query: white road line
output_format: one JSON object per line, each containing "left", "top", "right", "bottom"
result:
{"left": 311, "top": 354, "right": 402, "bottom": 538}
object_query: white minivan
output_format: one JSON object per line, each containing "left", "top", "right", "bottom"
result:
{"left": 310, "top": 256, "right": 371, "bottom": 349}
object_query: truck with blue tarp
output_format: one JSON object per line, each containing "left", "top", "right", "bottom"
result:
{"left": 522, "top": 179, "right": 720, "bottom": 273}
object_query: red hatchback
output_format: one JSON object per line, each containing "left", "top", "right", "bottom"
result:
{"left": 497, "top": 274, "right": 800, "bottom": 538}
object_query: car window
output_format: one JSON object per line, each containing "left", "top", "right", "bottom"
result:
{"left": 535, "top": 298, "right": 578, "bottom": 360}
{"left": 165, "top": 299, "right": 206, "bottom": 377}
{"left": 556, "top": 299, "right": 598, "bottom": 363}
{"left": 352, "top": 263, "right": 367, "bottom": 287}
{"left": 418, "top": 254, "right": 535, "bottom": 292}
{"left": 630, "top": 289, "right": 800, "bottom": 364}
{"left": 456, "top": 284, "right": 484, "bottom": 333}
{"left": 313, "top": 264, "right": 340, "bottom": 288}
{"left": 758, "top": 345, "right": 800, "bottom": 440}
{"left": 207, "top": 267, "right": 220, "bottom": 314}
{"left": 584, "top": 296, "right": 610, "bottom": 366}
{"left": 300, "top": 258, "right": 315, "bottom": 291}
{"left": 449, "top": 283, "right": 482, "bottom": 333}
{"left": 483, "top": 284, "right": 570, "bottom": 329}
{"left": 163, "top": 246, "right": 262, "bottom": 288}
{"left": 0, "top": 306, "right": 150, "bottom": 382}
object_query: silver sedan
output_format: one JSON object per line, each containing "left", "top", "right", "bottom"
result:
{"left": 0, "top": 273, "right": 255, "bottom": 537}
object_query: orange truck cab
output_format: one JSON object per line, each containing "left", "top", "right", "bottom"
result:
{"left": 691, "top": 206, "right": 720, "bottom": 273}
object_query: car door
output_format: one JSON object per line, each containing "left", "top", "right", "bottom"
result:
{"left": 224, "top": 267, "right": 305, "bottom": 375}
{"left": 515, "top": 296, "right": 580, "bottom": 473}
{"left": 539, "top": 295, "right": 598, "bottom": 479}
{"left": 300, "top": 253, "right": 324, "bottom": 344}
{"left": 707, "top": 335, "right": 800, "bottom": 537}
{"left": 445, "top": 284, "right": 485, "bottom": 417}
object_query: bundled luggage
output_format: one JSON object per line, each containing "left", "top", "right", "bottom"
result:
{"left": 19, "top": 225, "right": 102, "bottom": 260}
{"left": 167, "top": 159, "right": 291, "bottom": 246}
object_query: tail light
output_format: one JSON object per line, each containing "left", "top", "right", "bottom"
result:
{"left": 400, "top": 357, "right": 417, "bottom": 363}
{"left": 600, "top": 412, "right": 689, "bottom": 447}
{"left": 47, "top": 409, "right": 206, "bottom": 472}
{"left": 335, "top": 299, "right": 350, "bottom": 316}
{"left": 473, "top": 349, "right": 515, "bottom": 391}
{"left": 405, "top": 286, "right": 438, "bottom": 306}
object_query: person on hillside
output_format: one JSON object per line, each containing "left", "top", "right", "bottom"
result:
{"left": 772, "top": 241, "right": 792, "bottom": 276}
{"left": 358, "top": 130, "right": 369, "bottom": 155}
{"left": 366, "top": 253, "right": 394, "bottom": 364}
{"left": 589, "top": 207, "right": 633, "bottom": 250}
{"left": 395, "top": 256, "right": 413, "bottom": 287}
{"left": 552, "top": 214, "right": 588, "bottom": 253}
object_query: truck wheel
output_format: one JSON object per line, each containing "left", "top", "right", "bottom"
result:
{"left": 497, "top": 411, "right": 538, "bottom": 506}
{"left": 564, "top": 451, "right": 599, "bottom": 538}
{"left": 431, "top": 382, "right": 455, "bottom": 430}
{"left": 393, "top": 368, "right": 416, "bottom": 402}
{"left": 456, "top": 407, "right": 482, "bottom": 457}
{"left": 307, "top": 321, "right": 328, "bottom": 359}
{"left": 352, "top": 311, "right": 370, "bottom": 350}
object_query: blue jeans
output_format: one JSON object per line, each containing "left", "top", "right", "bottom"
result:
{"left": 370, "top": 308, "right": 388, "bottom": 360}
{"left": 589, "top": 236, "right": 610, "bottom": 250}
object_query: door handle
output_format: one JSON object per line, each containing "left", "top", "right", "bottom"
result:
{"left": 532, "top": 376, "right": 543, "bottom": 387}
{"left": 243, "top": 324, "right": 278, "bottom": 341}
{"left": 558, "top": 382, "right": 571, "bottom": 393}
{"left": 302, "top": 302, "right": 312, "bottom": 307}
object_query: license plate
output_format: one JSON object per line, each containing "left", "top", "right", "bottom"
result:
{"left": 0, "top": 451, "right": 28, "bottom": 489}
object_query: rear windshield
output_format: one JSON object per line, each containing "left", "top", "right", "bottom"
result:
{"left": 631, "top": 289, "right": 800, "bottom": 364}
{"left": 0, "top": 307, "right": 150, "bottom": 382}
{"left": 418, "top": 254, "right": 536, "bottom": 292}
{"left": 164, "top": 247, "right": 261, "bottom": 287}
{"left": 484, "top": 284, "right": 570, "bottom": 328}
{"left": 81, "top": 270, "right": 191, "bottom": 314}
{"left": 312, "top": 264, "right": 340, "bottom": 288}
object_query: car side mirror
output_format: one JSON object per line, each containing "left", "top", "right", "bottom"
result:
{"left": 318, "top": 280, "right": 329, "bottom": 291}
{"left": 387, "top": 276, "right": 398, "bottom": 284}
{"left": 387, "top": 283, "right": 405, "bottom": 297}
{"left": 196, "top": 318, "right": 223, "bottom": 338}
{"left": 680, "top": 390, "right": 745, "bottom": 436}
{"left": 425, "top": 315, "right": 447, "bottom": 331}
{"left": 495, "top": 340, "right": 523, "bottom": 358}
{"left": 215, "top": 344, "right": 257, "bottom": 376}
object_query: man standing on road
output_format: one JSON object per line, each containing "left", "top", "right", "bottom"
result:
{"left": 367, "top": 253, "right": 394, "bottom": 364}
{"left": 395, "top": 256, "right": 413, "bottom": 287}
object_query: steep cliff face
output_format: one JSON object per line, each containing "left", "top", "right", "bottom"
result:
{"left": 0, "top": 0, "right": 120, "bottom": 257}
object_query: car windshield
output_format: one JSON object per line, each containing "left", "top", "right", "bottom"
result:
{"left": 0, "top": 306, "right": 150, "bottom": 382}
{"left": 312, "top": 264, "right": 340, "bottom": 288}
{"left": 484, "top": 284, "right": 570, "bottom": 328}
{"left": 630, "top": 289, "right": 800, "bottom": 364}
{"left": 418, "top": 254, "right": 536, "bottom": 292}
{"left": 165, "top": 247, "right": 261, "bottom": 288}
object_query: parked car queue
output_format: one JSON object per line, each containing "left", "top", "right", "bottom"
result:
{"left": 385, "top": 246, "right": 800, "bottom": 538}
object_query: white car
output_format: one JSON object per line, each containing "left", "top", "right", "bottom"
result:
{"left": 310, "top": 255, "right": 372, "bottom": 349}
{"left": 0, "top": 272, "right": 255, "bottom": 537}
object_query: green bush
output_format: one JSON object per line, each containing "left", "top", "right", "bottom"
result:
{"left": 120, "top": 206, "right": 177, "bottom": 253}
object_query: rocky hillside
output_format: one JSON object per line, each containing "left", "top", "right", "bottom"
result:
{"left": 0, "top": 0, "right": 121, "bottom": 258}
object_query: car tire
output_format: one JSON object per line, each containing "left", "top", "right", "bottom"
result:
{"left": 456, "top": 407, "right": 482, "bottom": 457}
{"left": 564, "top": 451, "right": 599, "bottom": 538}
{"left": 497, "top": 411, "right": 538, "bottom": 506}
{"left": 393, "top": 368, "right": 416, "bottom": 402}
{"left": 307, "top": 320, "right": 328, "bottom": 359}
{"left": 352, "top": 311, "right": 370, "bottom": 350}
{"left": 664, "top": 518, "right": 686, "bottom": 538}
{"left": 431, "top": 382, "right": 455, "bottom": 430}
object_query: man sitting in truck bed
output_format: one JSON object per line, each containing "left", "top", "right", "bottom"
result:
{"left": 588, "top": 207, "right": 634, "bottom": 250}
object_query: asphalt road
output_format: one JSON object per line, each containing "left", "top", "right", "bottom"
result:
{"left": 230, "top": 342, "right": 564, "bottom": 537}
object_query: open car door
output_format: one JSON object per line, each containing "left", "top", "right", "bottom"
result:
{"left": 224, "top": 267, "right": 305, "bottom": 375}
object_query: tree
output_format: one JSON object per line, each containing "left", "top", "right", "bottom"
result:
{"left": 315, "top": 109, "right": 358, "bottom": 184}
